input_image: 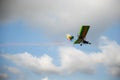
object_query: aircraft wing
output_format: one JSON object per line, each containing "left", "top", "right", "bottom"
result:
{"left": 74, "top": 25, "right": 90, "bottom": 44}
{"left": 74, "top": 38, "right": 83, "bottom": 44}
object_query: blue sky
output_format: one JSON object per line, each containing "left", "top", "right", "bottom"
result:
{"left": 0, "top": 0, "right": 120, "bottom": 80}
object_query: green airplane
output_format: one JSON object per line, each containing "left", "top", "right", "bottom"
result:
{"left": 66, "top": 25, "right": 91, "bottom": 46}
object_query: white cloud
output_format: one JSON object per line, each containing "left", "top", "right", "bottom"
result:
{"left": 1, "top": 53, "right": 59, "bottom": 74}
{"left": 1, "top": 36, "right": 120, "bottom": 76}
{"left": 0, "top": 73, "right": 8, "bottom": 80}
{"left": 41, "top": 77, "right": 48, "bottom": 80}
{"left": 4, "top": 66, "right": 26, "bottom": 80}
{"left": 7, "top": 66, "right": 21, "bottom": 74}
{"left": 59, "top": 36, "right": 120, "bottom": 75}
{"left": 1, "top": 0, "right": 120, "bottom": 40}
{"left": 59, "top": 47, "right": 96, "bottom": 74}
{"left": 98, "top": 37, "right": 120, "bottom": 76}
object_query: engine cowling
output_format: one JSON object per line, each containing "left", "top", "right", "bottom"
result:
{"left": 66, "top": 34, "right": 74, "bottom": 41}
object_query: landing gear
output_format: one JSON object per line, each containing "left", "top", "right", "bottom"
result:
{"left": 80, "top": 44, "right": 82, "bottom": 46}
{"left": 83, "top": 40, "right": 91, "bottom": 44}
{"left": 88, "top": 42, "right": 91, "bottom": 45}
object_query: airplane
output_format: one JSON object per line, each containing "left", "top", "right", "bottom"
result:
{"left": 66, "top": 25, "right": 91, "bottom": 46}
